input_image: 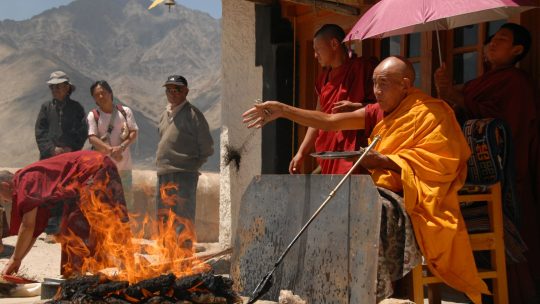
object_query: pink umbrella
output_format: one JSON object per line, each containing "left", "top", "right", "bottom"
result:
{"left": 345, "top": 0, "right": 537, "bottom": 64}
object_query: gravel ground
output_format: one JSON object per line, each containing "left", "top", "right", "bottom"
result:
{"left": 0, "top": 234, "right": 60, "bottom": 304}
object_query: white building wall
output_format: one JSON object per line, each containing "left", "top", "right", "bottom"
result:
{"left": 220, "top": 0, "right": 262, "bottom": 246}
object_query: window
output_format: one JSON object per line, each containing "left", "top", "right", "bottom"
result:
{"left": 381, "top": 36, "right": 401, "bottom": 58}
{"left": 447, "top": 20, "right": 506, "bottom": 85}
{"left": 378, "top": 33, "right": 422, "bottom": 88}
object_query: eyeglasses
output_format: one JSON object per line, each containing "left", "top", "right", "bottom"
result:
{"left": 165, "top": 88, "right": 182, "bottom": 94}
{"left": 49, "top": 83, "right": 67, "bottom": 90}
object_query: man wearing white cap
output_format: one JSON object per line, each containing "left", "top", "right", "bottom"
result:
{"left": 34, "top": 70, "right": 88, "bottom": 240}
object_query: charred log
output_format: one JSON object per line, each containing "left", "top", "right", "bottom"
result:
{"left": 104, "top": 296, "right": 133, "bottom": 304}
{"left": 190, "top": 291, "right": 228, "bottom": 303}
{"left": 125, "top": 273, "right": 176, "bottom": 299}
{"left": 71, "top": 299, "right": 108, "bottom": 304}
{"left": 55, "top": 275, "right": 101, "bottom": 300}
{"left": 87, "top": 280, "right": 129, "bottom": 298}
{"left": 45, "top": 273, "right": 240, "bottom": 304}
{"left": 141, "top": 296, "right": 177, "bottom": 304}
{"left": 201, "top": 274, "right": 241, "bottom": 303}
{"left": 173, "top": 273, "right": 204, "bottom": 299}
{"left": 46, "top": 295, "right": 106, "bottom": 304}
{"left": 174, "top": 273, "right": 204, "bottom": 290}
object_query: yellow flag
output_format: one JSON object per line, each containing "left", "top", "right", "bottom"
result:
{"left": 148, "top": 0, "right": 164, "bottom": 10}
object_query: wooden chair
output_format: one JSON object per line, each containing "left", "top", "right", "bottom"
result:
{"left": 410, "top": 182, "right": 508, "bottom": 304}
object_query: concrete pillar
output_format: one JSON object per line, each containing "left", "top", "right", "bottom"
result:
{"left": 220, "top": 0, "right": 263, "bottom": 246}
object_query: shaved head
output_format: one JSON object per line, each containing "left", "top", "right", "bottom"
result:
{"left": 313, "top": 24, "right": 348, "bottom": 68}
{"left": 375, "top": 56, "right": 415, "bottom": 82}
{"left": 372, "top": 56, "right": 416, "bottom": 113}
{"left": 314, "top": 24, "right": 346, "bottom": 42}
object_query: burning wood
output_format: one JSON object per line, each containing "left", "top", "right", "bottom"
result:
{"left": 45, "top": 273, "right": 242, "bottom": 304}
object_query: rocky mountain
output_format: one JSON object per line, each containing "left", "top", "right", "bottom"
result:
{"left": 0, "top": 0, "right": 221, "bottom": 170}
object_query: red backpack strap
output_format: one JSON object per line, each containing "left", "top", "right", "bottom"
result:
{"left": 91, "top": 108, "right": 100, "bottom": 124}
{"left": 115, "top": 104, "right": 128, "bottom": 121}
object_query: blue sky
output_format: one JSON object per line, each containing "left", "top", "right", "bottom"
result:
{"left": 0, "top": 0, "right": 222, "bottom": 21}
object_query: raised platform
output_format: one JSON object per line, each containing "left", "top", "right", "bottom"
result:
{"left": 232, "top": 174, "right": 382, "bottom": 303}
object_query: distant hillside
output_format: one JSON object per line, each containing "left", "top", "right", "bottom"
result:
{"left": 0, "top": 0, "right": 221, "bottom": 170}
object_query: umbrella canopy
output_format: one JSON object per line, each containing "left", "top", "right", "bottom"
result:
{"left": 346, "top": 0, "right": 536, "bottom": 41}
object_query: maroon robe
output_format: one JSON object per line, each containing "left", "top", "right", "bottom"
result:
{"left": 463, "top": 66, "right": 540, "bottom": 302}
{"left": 314, "top": 56, "right": 378, "bottom": 174}
{"left": 9, "top": 150, "right": 128, "bottom": 274}
{"left": 364, "top": 103, "right": 385, "bottom": 137}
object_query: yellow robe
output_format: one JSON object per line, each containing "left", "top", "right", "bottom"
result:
{"left": 370, "top": 88, "right": 489, "bottom": 303}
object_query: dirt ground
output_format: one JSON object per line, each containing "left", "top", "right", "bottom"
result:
{"left": 0, "top": 234, "right": 61, "bottom": 282}
{"left": 0, "top": 234, "right": 60, "bottom": 303}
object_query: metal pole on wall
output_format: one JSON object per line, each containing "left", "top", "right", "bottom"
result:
{"left": 291, "top": 16, "right": 297, "bottom": 159}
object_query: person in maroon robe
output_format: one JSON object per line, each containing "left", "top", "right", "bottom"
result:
{"left": 0, "top": 150, "right": 129, "bottom": 276}
{"left": 435, "top": 23, "right": 539, "bottom": 303}
{"left": 290, "top": 24, "right": 377, "bottom": 175}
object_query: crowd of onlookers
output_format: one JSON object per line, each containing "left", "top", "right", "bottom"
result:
{"left": 35, "top": 71, "right": 213, "bottom": 241}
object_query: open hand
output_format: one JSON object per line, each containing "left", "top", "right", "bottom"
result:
{"left": 332, "top": 100, "right": 363, "bottom": 113}
{"left": 242, "top": 101, "right": 282, "bottom": 128}
{"left": 2, "top": 257, "right": 22, "bottom": 275}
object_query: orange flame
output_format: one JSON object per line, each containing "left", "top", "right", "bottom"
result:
{"left": 57, "top": 174, "right": 209, "bottom": 283}
{"left": 159, "top": 183, "right": 180, "bottom": 207}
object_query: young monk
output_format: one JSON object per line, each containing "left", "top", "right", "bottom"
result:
{"left": 435, "top": 23, "right": 539, "bottom": 303}
{"left": 0, "top": 151, "right": 130, "bottom": 276}
{"left": 244, "top": 56, "right": 489, "bottom": 304}
{"left": 291, "top": 24, "right": 377, "bottom": 174}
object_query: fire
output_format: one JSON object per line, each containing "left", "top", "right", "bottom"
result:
{"left": 56, "top": 174, "right": 208, "bottom": 283}
{"left": 159, "top": 183, "right": 180, "bottom": 207}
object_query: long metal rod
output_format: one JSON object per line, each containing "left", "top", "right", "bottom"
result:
{"left": 273, "top": 135, "right": 381, "bottom": 267}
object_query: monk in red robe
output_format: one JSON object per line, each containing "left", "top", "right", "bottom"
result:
{"left": 0, "top": 151, "right": 130, "bottom": 276}
{"left": 435, "top": 23, "right": 539, "bottom": 303}
{"left": 290, "top": 24, "right": 377, "bottom": 175}
{"left": 244, "top": 56, "right": 489, "bottom": 303}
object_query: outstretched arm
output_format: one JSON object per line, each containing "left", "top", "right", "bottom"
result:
{"left": 2, "top": 208, "right": 38, "bottom": 275}
{"left": 242, "top": 101, "right": 366, "bottom": 131}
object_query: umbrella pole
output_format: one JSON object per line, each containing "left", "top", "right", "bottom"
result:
{"left": 435, "top": 28, "right": 443, "bottom": 67}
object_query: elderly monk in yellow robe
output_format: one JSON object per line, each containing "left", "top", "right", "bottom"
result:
{"left": 243, "top": 56, "right": 490, "bottom": 303}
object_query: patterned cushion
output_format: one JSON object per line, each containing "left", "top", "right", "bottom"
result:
{"left": 462, "top": 118, "right": 508, "bottom": 185}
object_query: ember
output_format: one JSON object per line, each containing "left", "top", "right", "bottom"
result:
{"left": 45, "top": 273, "right": 242, "bottom": 304}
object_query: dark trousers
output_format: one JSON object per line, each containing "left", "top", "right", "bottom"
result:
{"left": 155, "top": 172, "right": 199, "bottom": 238}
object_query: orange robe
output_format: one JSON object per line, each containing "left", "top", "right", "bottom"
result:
{"left": 369, "top": 88, "right": 489, "bottom": 303}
